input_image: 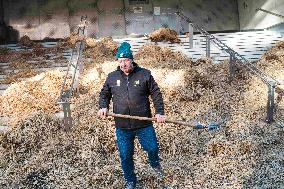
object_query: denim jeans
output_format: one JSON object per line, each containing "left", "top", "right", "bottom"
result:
{"left": 115, "top": 125, "right": 160, "bottom": 184}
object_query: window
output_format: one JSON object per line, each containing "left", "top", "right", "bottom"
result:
{"left": 129, "top": 0, "right": 149, "bottom": 5}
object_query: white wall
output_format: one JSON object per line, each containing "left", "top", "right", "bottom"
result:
{"left": 238, "top": 0, "right": 284, "bottom": 30}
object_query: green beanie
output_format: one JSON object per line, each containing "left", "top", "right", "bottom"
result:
{"left": 116, "top": 42, "right": 133, "bottom": 59}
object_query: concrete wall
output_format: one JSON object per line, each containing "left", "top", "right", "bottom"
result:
{"left": 238, "top": 0, "right": 284, "bottom": 30}
{"left": 179, "top": 0, "right": 239, "bottom": 32}
{"left": 124, "top": 0, "right": 239, "bottom": 34}
{"left": 4, "top": 0, "right": 99, "bottom": 40}
{"left": 3, "top": 0, "right": 240, "bottom": 40}
{"left": 97, "top": 0, "right": 126, "bottom": 37}
{"left": 124, "top": 0, "right": 156, "bottom": 35}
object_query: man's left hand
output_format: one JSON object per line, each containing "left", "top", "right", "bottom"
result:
{"left": 155, "top": 114, "right": 166, "bottom": 123}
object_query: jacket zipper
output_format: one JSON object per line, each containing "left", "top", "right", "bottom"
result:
{"left": 126, "top": 76, "right": 132, "bottom": 128}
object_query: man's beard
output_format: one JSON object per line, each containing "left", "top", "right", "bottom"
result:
{"left": 121, "top": 65, "right": 133, "bottom": 73}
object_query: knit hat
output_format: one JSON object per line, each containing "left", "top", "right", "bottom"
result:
{"left": 116, "top": 42, "right": 133, "bottom": 59}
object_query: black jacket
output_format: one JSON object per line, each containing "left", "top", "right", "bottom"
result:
{"left": 99, "top": 62, "right": 164, "bottom": 129}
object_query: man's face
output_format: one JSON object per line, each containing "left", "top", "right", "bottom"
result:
{"left": 118, "top": 58, "right": 133, "bottom": 74}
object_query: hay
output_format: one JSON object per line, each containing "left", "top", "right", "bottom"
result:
{"left": 0, "top": 70, "right": 68, "bottom": 124}
{"left": 61, "top": 32, "right": 84, "bottom": 47}
{"left": 0, "top": 46, "right": 66, "bottom": 70}
{"left": 149, "top": 28, "right": 181, "bottom": 43}
{"left": 0, "top": 47, "right": 10, "bottom": 55}
{"left": 84, "top": 37, "right": 118, "bottom": 63}
{"left": 0, "top": 43, "right": 69, "bottom": 87}
{"left": 0, "top": 50, "right": 28, "bottom": 63}
{"left": 85, "top": 37, "right": 97, "bottom": 47}
{"left": 0, "top": 38, "right": 284, "bottom": 188}
{"left": 9, "top": 60, "right": 33, "bottom": 69}
{"left": 0, "top": 70, "right": 37, "bottom": 84}
{"left": 258, "top": 40, "right": 284, "bottom": 84}
{"left": 135, "top": 44, "right": 191, "bottom": 67}
{"left": 0, "top": 56, "right": 64, "bottom": 85}
{"left": 19, "top": 35, "right": 34, "bottom": 47}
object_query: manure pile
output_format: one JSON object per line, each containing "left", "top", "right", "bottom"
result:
{"left": 148, "top": 28, "right": 181, "bottom": 43}
{"left": 0, "top": 40, "right": 284, "bottom": 189}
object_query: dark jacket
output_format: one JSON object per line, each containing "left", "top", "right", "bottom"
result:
{"left": 99, "top": 62, "right": 164, "bottom": 129}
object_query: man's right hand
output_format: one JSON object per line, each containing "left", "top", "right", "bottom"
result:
{"left": 97, "top": 108, "right": 108, "bottom": 118}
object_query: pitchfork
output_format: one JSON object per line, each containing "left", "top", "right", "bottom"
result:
{"left": 107, "top": 112, "right": 220, "bottom": 131}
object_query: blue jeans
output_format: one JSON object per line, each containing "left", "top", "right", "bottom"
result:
{"left": 115, "top": 125, "right": 160, "bottom": 184}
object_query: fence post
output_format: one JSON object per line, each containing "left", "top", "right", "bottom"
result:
{"left": 266, "top": 82, "right": 276, "bottom": 123}
{"left": 229, "top": 53, "right": 236, "bottom": 82}
{"left": 188, "top": 23, "right": 193, "bottom": 48}
{"left": 206, "top": 35, "right": 210, "bottom": 58}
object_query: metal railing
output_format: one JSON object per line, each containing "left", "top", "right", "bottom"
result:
{"left": 58, "top": 15, "right": 87, "bottom": 130}
{"left": 176, "top": 11, "right": 283, "bottom": 123}
{"left": 265, "top": 21, "right": 284, "bottom": 31}
{"left": 256, "top": 8, "right": 284, "bottom": 19}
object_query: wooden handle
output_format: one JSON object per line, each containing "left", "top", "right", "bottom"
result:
{"left": 107, "top": 112, "right": 155, "bottom": 121}
{"left": 107, "top": 112, "right": 195, "bottom": 127}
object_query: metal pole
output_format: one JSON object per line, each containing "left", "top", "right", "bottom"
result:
{"left": 266, "top": 82, "right": 276, "bottom": 123}
{"left": 229, "top": 54, "right": 236, "bottom": 82}
{"left": 206, "top": 35, "right": 210, "bottom": 58}
{"left": 62, "top": 101, "right": 73, "bottom": 131}
{"left": 188, "top": 23, "right": 193, "bottom": 48}
{"left": 176, "top": 12, "right": 181, "bottom": 35}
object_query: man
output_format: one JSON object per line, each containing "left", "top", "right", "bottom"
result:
{"left": 98, "top": 42, "right": 166, "bottom": 189}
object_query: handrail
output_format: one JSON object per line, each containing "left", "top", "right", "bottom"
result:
{"left": 176, "top": 11, "right": 283, "bottom": 122}
{"left": 58, "top": 15, "right": 87, "bottom": 130}
{"left": 175, "top": 11, "right": 281, "bottom": 86}
{"left": 265, "top": 21, "right": 284, "bottom": 30}
{"left": 256, "top": 8, "right": 284, "bottom": 19}
{"left": 58, "top": 15, "right": 87, "bottom": 102}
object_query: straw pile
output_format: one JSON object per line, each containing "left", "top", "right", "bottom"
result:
{"left": 0, "top": 41, "right": 284, "bottom": 188}
{"left": 0, "top": 70, "right": 69, "bottom": 124}
{"left": 135, "top": 44, "right": 191, "bottom": 67}
{"left": 0, "top": 70, "right": 37, "bottom": 84}
{"left": 149, "top": 28, "right": 181, "bottom": 43}
{"left": 18, "top": 35, "right": 43, "bottom": 48}
{"left": 60, "top": 32, "right": 85, "bottom": 47}
{"left": 85, "top": 37, "right": 97, "bottom": 47}
{"left": 0, "top": 57, "right": 64, "bottom": 85}
{"left": 0, "top": 50, "right": 29, "bottom": 63}
{"left": 0, "top": 43, "right": 68, "bottom": 85}
{"left": 59, "top": 34, "right": 109, "bottom": 50}
{"left": 0, "top": 47, "right": 9, "bottom": 55}
{"left": 84, "top": 37, "right": 118, "bottom": 63}
{"left": 258, "top": 40, "right": 284, "bottom": 84}
{"left": 0, "top": 44, "right": 66, "bottom": 63}
{"left": 19, "top": 35, "right": 34, "bottom": 47}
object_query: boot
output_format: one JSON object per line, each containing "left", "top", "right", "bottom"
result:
{"left": 125, "top": 181, "right": 136, "bottom": 189}
{"left": 153, "top": 165, "right": 164, "bottom": 180}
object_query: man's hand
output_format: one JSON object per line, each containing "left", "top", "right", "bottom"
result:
{"left": 98, "top": 108, "right": 108, "bottom": 118}
{"left": 155, "top": 114, "right": 166, "bottom": 123}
